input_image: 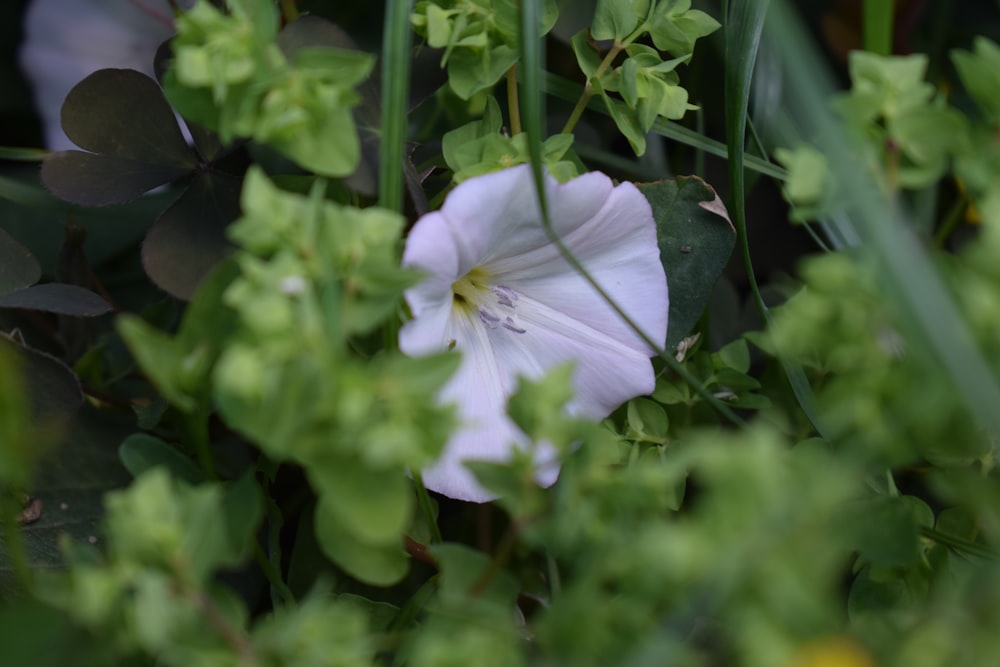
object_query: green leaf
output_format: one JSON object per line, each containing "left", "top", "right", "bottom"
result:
{"left": 118, "top": 433, "right": 205, "bottom": 485}
{"left": 849, "top": 496, "right": 922, "bottom": 566}
{"left": 0, "top": 227, "right": 41, "bottom": 294}
{"left": 313, "top": 504, "right": 409, "bottom": 586}
{"left": 308, "top": 461, "right": 412, "bottom": 545}
{"left": 592, "top": 0, "right": 638, "bottom": 41}
{"left": 627, "top": 397, "right": 669, "bottom": 442}
{"left": 638, "top": 177, "right": 736, "bottom": 350}
{"left": 952, "top": 37, "right": 1000, "bottom": 122}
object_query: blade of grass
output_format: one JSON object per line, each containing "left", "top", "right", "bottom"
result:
{"left": 379, "top": 0, "right": 414, "bottom": 214}
{"left": 542, "top": 72, "right": 787, "bottom": 180}
{"left": 520, "top": 0, "right": 745, "bottom": 428}
{"left": 725, "top": 0, "right": 828, "bottom": 437}
{"left": 767, "top": 0, "right": 1000, "bottom": 438}
{"left": 863, "top": 0, "right": 894, "bottom": 56}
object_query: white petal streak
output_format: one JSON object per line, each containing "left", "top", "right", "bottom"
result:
{"left": 421, "top": 311, "right": 529, "bottom": 502}
{"left": 489, "top": 294, "right": 657, "bottom": 417}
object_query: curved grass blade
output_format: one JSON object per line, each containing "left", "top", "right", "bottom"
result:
{"left": 767, "top": 0, "right": 1000, "bottom": 439}
{"left": 542, "top": 72, "right": 787, "bottom": 180}
{"left": 379, "top": 0, "right": 415, "bottom": 214}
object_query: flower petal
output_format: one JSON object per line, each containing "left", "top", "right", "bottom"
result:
{"left": 494, "top": 179, "right": 668, "bottom": 352}
{"left": 399, "top": 165, "right": 669, "bottom": 502}
{"left": 417, "top": 310, "right": 559, "bottom": 502}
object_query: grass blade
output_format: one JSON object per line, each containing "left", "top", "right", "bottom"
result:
{"left": 767, "top": 0, "right": 1000, "bottom": 438}
{"left": 379, "top": 0, "right": 415, "bottom": 213}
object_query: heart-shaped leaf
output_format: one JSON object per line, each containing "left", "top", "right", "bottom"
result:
{"left": 639, "top": 177, "right": 736, "bottom": 350}
{"left": 41, "top": 152, "right": 189, "bottom": 207}
{"left": 142, "top": 172, "right": 241, "bottom": 300}
{"left": 0, "top": 283, "right": 111, "bottom": 316}
{"left": 61, "top": 68, "right": 194, "bottom": 167}
{"left": 41, "top": 69, "right": 198, "bottom": 206}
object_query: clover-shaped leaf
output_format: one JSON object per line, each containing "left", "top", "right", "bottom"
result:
{"left": 0, "top": 228, "right": 111, "bottom": 317}
{"left": 41, "top": 69, "right": 197, "bottom": 206}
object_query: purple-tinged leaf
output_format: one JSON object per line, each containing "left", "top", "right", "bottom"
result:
{"left": 142, "top": 172, "right": 241, "bottom": 300}
{"left": 0, "top": 283, "right": 112, "bottom": 316}
{"left": 61, "top": 68, "right": 195, "bottom": 168}
{"left": 41, "top": 151, "right": 188, "bottom": 206}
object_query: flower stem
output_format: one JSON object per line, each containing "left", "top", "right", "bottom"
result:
{"left": 562, "top": 23, "right": 646, "bottom": 135}
{"left": 507, "top": 64, "right": 522, "bottom": 135}
{"left": 278, "top": 0, "right": 299, "bottom": 22}
{"left": 253, "top": 542, "right": 296, "bottom": 607}
{"left": 413, "top": 472, "right": 443, "bottom": 544}
{"left": 562, "top": 41, "right": 624, "bottom": 135}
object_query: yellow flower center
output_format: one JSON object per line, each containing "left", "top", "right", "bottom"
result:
{"left": 451, "top": 267, "right": 491, "bottom": 313}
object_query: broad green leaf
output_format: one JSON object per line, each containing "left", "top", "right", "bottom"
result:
{"left": 592, "top": 0, "right": 638, "bottom": 41}
{"left": 638, "top": 177, "right": 736, "bottom": 350}
{"left": 313, "top": 504, "right": 409, "bottom": 586}
{"left": 118, "top": 433, "right": 205, "bottom": 485}
{"left": 308, "top": 461, "right": 412, "bottom": 545}
{"left": 952, "top": 37, "right": 1000, "bottom": 122}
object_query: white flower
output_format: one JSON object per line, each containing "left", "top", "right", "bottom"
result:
{"left": 20, "top": 0, "right": 183, "bottom": 150}
{"left": 400, "top": 165, "right": 669, "bottom": 502}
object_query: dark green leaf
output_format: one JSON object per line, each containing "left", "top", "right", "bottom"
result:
{"left": 41, "top": 151, "right": 188, "bottom": 207}
{"left": 0, "top": 337, "right": 83, "bottom": 425}
{"left": 0, "top": 407, "right": 132, "bottom": 593}
{"left": 0, "top": 284, "right": 111, "bottom": 317}
{"left": 142, "top": 172, "right": 240, "bottom": 300}
{"left": 118, "top": 433, "right": 205, "bottom": 485}
{"left": 638, "top": 177, "right": 736, "bottom": 350}
{"left": 0, "top": 227, "right": 41, "bottom": 294}
{"left": 61, "top": 69, "right": 195, "bottom": 168}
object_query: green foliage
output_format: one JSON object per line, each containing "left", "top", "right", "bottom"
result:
{"left": 412, "top": 0, "right": 558, "bottom": 99}
{"left": 568, "top": 0, "right": 719, "bottom": 154}
{"left": 442, "top": 96, "right": 577, "bottom": 181}
{"left": 4, "top": 1, "right": 1000, "bottom": 666}
{"left": 166, "top": 0, "right": 374, "bottom": 177}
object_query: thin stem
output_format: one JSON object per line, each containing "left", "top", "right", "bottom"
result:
{"left": 507, "top": 64, "right": 522, "bottom": 134}
{"left": 188, "top": 587, "right": 258, "bottom": 663}
{"left": 184, "top": 409, "right": 218, "bottom": 481}
{"left": 932, "top": 193, "right": 969, "bottom": 248}
{"left": 0, "top": 495, "right": 34, "bottom": 596}
{"left": 561, "top": 41, "right": 624, "bottom": 135}
{"left": 253, "top": 542, "right": 296, "bottom": 606}
{"left": 278, "top": 0, "right": 299, "bottom": 23}
{"left": 413, "top": 472, "right": 443, "bottom": 544}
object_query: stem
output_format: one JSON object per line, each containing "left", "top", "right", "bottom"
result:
{"left": 253, "top": 542, "right": 296, "bottom": 606}
{"left": 0, "top": 495, "right": 34, "bottom": 596}
{"left": 507, "top": 65, "right": 522, "bottom": 134}
{"left": 278, "top": 0, "right": 299, "bottom": 22}
{"left": 561, "top": 41, "right": 625, "bottom": 135}
{"left": 932, "top": 192, "right": 968, "bottom": 248}
{"left": 413, "top": 472, "right": 443, "bottom": 544}
{"left": 188, "top": 587, "right": 258, "bottom": 663}
{"left": 185, "top": 409, "right": 218, "bottom": 481}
